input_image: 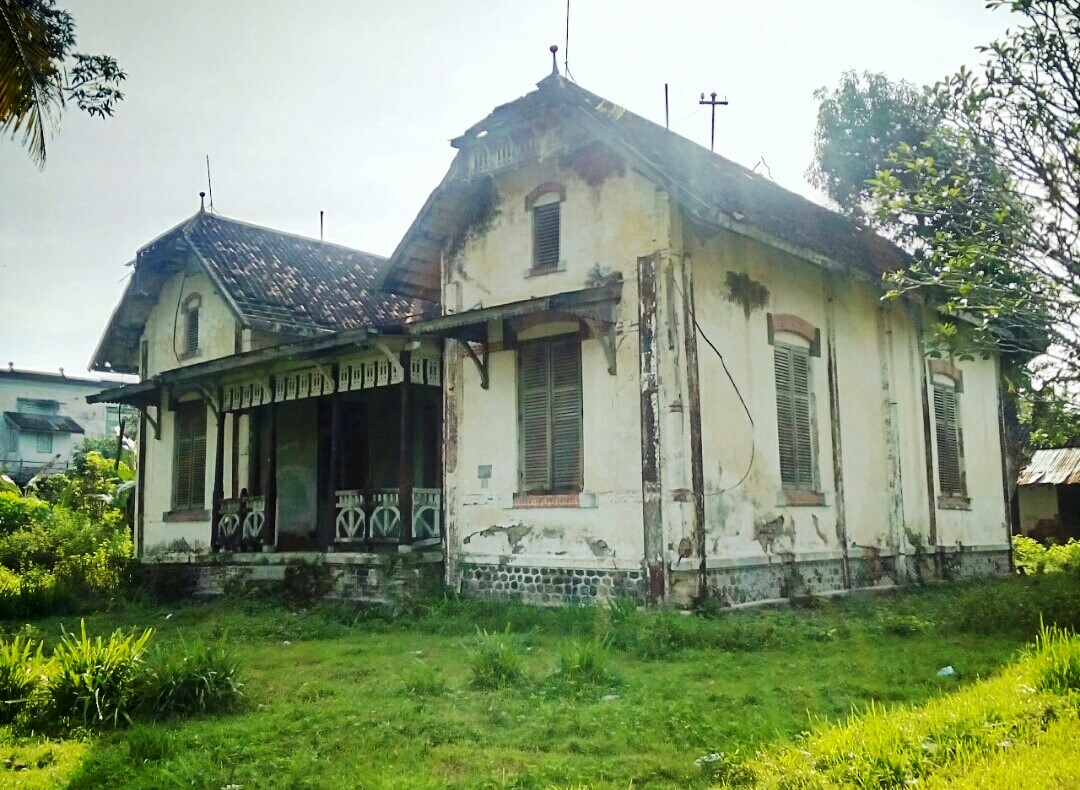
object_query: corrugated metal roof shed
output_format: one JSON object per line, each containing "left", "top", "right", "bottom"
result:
{"left": 3, "top": 412, "right": 85, "bottom": 434}
{"left": 1018, "top": 448, "right": 1080, "bottom": 486}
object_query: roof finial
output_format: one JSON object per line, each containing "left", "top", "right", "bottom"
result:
{"left": 550, "top": 44, "right": 559, "bottom": 75}
{"left": 199, "top": 191, "right": 206, "bottom": 212}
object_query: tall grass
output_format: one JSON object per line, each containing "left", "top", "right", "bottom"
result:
{"left": 48, "top": 622, "right": 154, "bottom": 729}
{"left": 140, "top": 635, "right": 243, "bottom": 718}
{"left": 0, "top": 633, "right": 49, "bottom": 723}
{"left": 713, "top": 625, "right": 1080, "bottom": 788}
{"left": 467, "top": 629, "right": 526, "bottom": 689}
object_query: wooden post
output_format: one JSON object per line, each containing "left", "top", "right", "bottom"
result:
{"left": 211, "top": 394, "right": 226, "bottom": 552}
{"left": 231, "top": 412, "right": 241, "bottom": 498}
{"left": 399, "top": 351, "right": 414, "bottom": 545}
{"left": 262, "top": 387, "right": 278, "bottom": 548}
{"left": 322, "top": 367, "right": 341, "bottom": 550}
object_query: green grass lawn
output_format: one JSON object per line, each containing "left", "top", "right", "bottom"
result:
{"left": 2, "top": 574, "right": 1079, "bottom": 789}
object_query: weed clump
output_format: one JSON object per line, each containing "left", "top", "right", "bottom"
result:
{"left": 401, "top": 659, "right": 447, "bottom": 697}
{"left": 467, "top": 629, "right": 526, "bottom": 689}
{"left": 550, "top": 638, "right": 616, "bottom": 696}
{"left": 0, "top": 634, "right": 49, "bottom": 723}
{"left": 140, "top": 635, "right": 243, "bottom": 717}
{"left": 47, "top": 622, "right": 153, "bottom": 729}
{"left": 0, "top": 620, "right": 243, "bottom": 734}
{"left": 1028, "top": 621, "right": 1080, "bottom": 695}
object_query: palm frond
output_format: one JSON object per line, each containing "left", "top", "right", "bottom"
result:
{"left": 0, "top": 0, "right": 62, "bottom": 166}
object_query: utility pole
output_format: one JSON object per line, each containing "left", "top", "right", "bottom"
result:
{"left": 698, "top": 91, "right": 729, "bottom": 152}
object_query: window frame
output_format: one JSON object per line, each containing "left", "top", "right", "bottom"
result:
{"left": 767, "top": 313, "right": 823, "bottom": 505}
{"left": 517, "top": 334, "right": 584, "bottom": 496}
{"left": 35, "top": 432, "right": 53, "bottom": 454}
{"left": 931, "top": 373, "right": 968, "bottom": 507}
{"left": 181, "top": 294, "right": 202, "bottom": 358}
{"left": 172, "top": 400, "right": 207, "bottom": 512}
{"left": 525, "top": 182, "right": 566, "bottom": 275}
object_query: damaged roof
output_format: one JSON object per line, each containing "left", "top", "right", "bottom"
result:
{"left": 92, "top": 212, "right": 427, "bottom": 374}
{"left": 384, "top": 72, "right": 908, "bottom": 300}
{"left": 1018, "top": 448, "right": 1080, "bottom": 486}
{"left": 3, "top": 412, "right": 85, "bottom": 434}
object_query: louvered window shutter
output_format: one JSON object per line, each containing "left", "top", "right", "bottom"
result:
{"left": 533, "top": 203, "right": 560, "bottom": 269}
{"left": 775, "top": 343, "right": 815, "bottom": 490}
{"left": 934, "top": 384, "right": 964, "bottom": 496}
{"left": 185, "top": 308, "right": 200, "bottom": 354}
{"left": 520, "top": 343, "right": 552, "bottom": 492}
{"left": 173, "top": 404, "right": 207, "bottom": 510}
{"left": 550, "top": 338, "right": 583, "bottom": 491}
{"left": 519, "top": 337, "right": 583, "bottom": 493}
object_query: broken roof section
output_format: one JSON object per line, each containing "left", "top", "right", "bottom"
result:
{"left": 92, "top": 212, "right": 428, "bottom": 374}
{"left": 383, "top": 72, "right": 909, "bottom": 301}
{"left": 1018, "top": 448, "right": 1080, "bottom": 486}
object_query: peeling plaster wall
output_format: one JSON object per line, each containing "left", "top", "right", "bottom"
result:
{"left": 444, "top": 157, "right": 670, "bottom": 583}
{"left": 687, "top": 230, "right": 840, "bottom": 564}
{"left": 138, "top": 265, "right": 238, "bottom": 555}
{"left": 930, "top": 351, "right": 1009, "bottom": 548}
{"left": 142, "top": 263, "right": 238, "bottom": 378}
{"left": 139, "top": 392, "right": 215, "bottom": 554}
{"left": 683, "top": 226, "right": 1008, "bottom": 593}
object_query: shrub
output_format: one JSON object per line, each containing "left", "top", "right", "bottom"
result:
{"left": 0, "top": 634, "right": 50, "bottom": 724}
{"left": 468, "top": 629, "right": 526, "bottom": 689}
{"left": 47, "top": 621, "right": 154, "bottom": 729}
{"left": 1012, "top": 534, "right": 1080, "bottom": 575}
{"left": 0, "top": 491, "right": 50, "bottom": 534}
{"left": 400, "top": 659, "right": 447, "bottom": 697}
{"left": 140, "top": 636, "right": 243, "bottom": 718}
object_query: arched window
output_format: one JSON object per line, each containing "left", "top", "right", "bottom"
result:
{"left": 525, "top": 183, "right": 566, "bottom": 273}
{"left": 768, "top": 313, "right": 821, "bottom": 497}
{"left": 182, "top": 294, "right": 201, "bottom": 356}
{"left": 929, "top": 360, "right": 966, "bottom": 502}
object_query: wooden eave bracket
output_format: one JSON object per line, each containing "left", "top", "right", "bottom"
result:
{"left": 194, "top": 384, "right": 222, "bottom": 418}
{"left": 140, "top": 404, "right": 161, "bottom": 440}
{"left": 374, "top": 340, "right": 406, "bottom": 382}
{"left": 460, "top": 338, "right": 489, "bottom": 389}
{"left": 581, "top": 316, "right": 617, "bottom": 375}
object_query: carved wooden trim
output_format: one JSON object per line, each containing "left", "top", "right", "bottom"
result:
{"left": 767, "top": 313, "right": 821, "bottom": 357}
{"left": 928, "top": 359, "right": 964, "bottom": 392}
{"left": 524, "top": 181, "right": 566, "bottom": 211}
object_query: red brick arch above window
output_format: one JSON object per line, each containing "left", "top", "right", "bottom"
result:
{"left": 928, "top": 359, "right": 964, "bottom": 392}
{"left": 524, "top": 182, "right": 566, "bottom": 211}
{"left": 767, "top": 313, "right": 821, "bottom": 357}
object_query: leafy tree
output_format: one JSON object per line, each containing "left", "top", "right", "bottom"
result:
{"left": 0, "top": 0, "right": 125, "bottom": 165}
{"left": 810, "top": 2, "right": 1080, "bottom": 450}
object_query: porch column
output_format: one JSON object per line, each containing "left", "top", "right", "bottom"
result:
{"left": 211, "top": 394, "right": 226, "bottom": 551}
{"left": 262, "top": 388, "right": 278, "bottom": 548}
{"left": 320, "top": 367, "right": 340, "bottom": 550}
{"left": 399, "top": 351, "right": 414, "bottom": 545}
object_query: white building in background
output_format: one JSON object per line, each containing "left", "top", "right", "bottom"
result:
{"left": 0, "top": 366, "right": 134, "bottom": 484}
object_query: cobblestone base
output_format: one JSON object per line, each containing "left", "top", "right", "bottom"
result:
{"left": 458, "top": 563, "right": 646, "bottom": 605}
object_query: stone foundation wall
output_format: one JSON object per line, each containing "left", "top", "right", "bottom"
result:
{"left": 138, "top": 552, "right": 443, "bottom": 604}
{"left": 458, "top": 563, "right": 646, "bottom": 605}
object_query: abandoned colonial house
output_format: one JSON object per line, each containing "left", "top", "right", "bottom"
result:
{"left": 89, "top": 65, "right": 1012, "bottom": 607}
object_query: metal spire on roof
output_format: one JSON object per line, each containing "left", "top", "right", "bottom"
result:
{"left": 550, "top": 44, "right": 559, "bottom": 75}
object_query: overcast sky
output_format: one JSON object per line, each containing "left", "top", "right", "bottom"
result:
{"left": 1, "top": 0, "right": 1011, "bottom": 374}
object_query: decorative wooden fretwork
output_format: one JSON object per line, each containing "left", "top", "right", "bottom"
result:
{"left": 217, "top": 499, "right": 241, "bottom": 539}
{"left": 335, "top": 490, "right": 366, "bottom": 541}
{"left": 411, "top": 488, "right": 441, "bottom": 540}
{"left": 369, "top": 491, "right": 402, "bottom": 540}
{"left": 242, "top": 496, "right": 265, "bottom": 540}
